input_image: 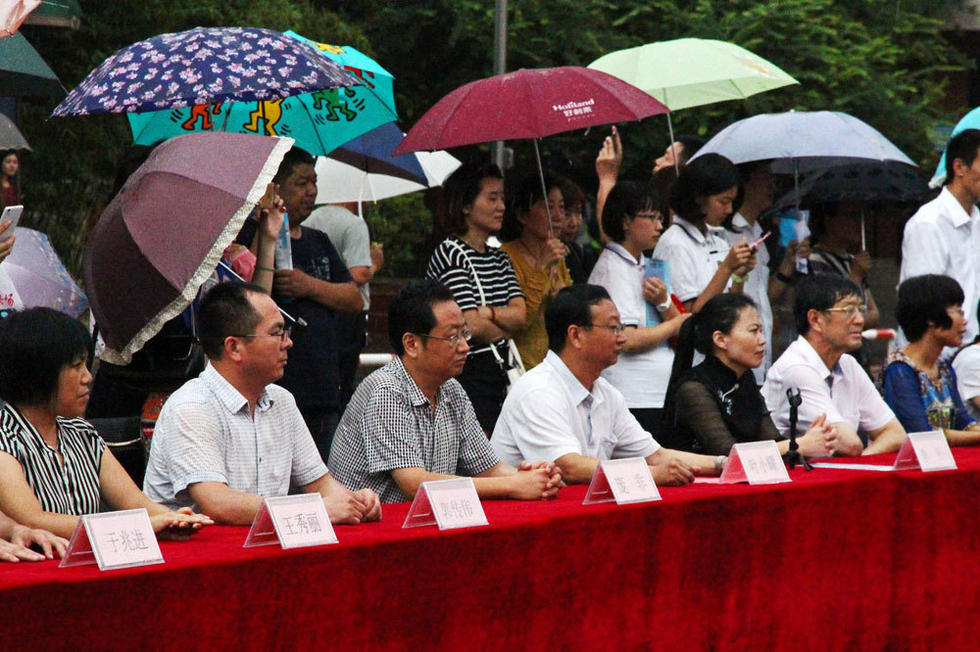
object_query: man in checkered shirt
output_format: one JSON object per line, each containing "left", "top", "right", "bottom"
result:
{"left": 328, "top": 279, "right": 563, "bottom": 503}
{"left": 144, "top": 282, "right": 381, "bottom": 525}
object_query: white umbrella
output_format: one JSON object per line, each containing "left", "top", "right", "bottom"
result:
{"left": 315, "top": 148, "right": 460, "bottom": 203}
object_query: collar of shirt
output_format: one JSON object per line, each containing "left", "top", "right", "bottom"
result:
{"left": 604, "top": 241, "right": 642, "bottom": 267}
{"left": 672, "top": 216, "right": 709, "bottom": 244}
{"left": 730, "top": 212, "right": 761, "bottom": 235}
{"left": 543, "top": 350, "right": 605, "bottom": 410}
{"left": 388, "top": 356, "right": 442, "bottom": 409}
{"left": 794, "top": 335, "right": 844, "bottom": 386}
{"left": 939, "top": 186, "right": 980, "bottom": 228}
{"left": 201, "top": 363, "right": 273, "bottom": 415}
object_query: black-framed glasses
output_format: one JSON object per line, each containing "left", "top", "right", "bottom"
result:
{"left": 417, "top": 328, "right": 472, "bottom": 346}
{"left": 585, "top": 323, "right": 626, "bottom": 335}
{"left": 231, "top": 326, "right": 292, "bottom": 342}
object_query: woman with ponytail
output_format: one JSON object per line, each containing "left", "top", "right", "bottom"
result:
{"left": 660, "top": 293, "right": 837, "bottom": 456}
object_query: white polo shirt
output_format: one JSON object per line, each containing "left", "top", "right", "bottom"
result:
{"left": 761, "top": 336, "right": 895, "bottom": 438}
{"left": 952, "top": 344, "right": 980, "bottom": 422}
{"left": 491, "top": 351, "right": 660, "bottom": 466}
{"left": 651, "top": 216, "right": 730, "bottom": 304}
{"left": 588, "top": 242, "right": 674, "bottom": 408}
{"left": 899, "top": 187, "right": 980, "bottom": 346}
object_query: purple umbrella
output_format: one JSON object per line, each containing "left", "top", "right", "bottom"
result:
{"left": 4, "top": 226, "right": 87, "bottom": 317}
{"left": 85, "top": 131, "right": 293, "bottom": 364}
{"left": 51, "top": 26, "right": 359, "bottom": 117}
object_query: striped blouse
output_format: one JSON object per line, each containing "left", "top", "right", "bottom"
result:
{"left": 426, "top": 237, "right": 524, "bottom": 313}
{"left": 0, "top": 402, "right": 105, "bottom": 516}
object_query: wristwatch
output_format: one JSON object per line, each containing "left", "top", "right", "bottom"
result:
{"left": 655, "top": 297, "right": 672, "bottom": 312}
{"left": 714, "top": 455, "right": 728, "bottom": 474}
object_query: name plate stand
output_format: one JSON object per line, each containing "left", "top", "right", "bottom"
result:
{"left": 243, "top": 494, "right": 338, "bottom": 549}
{"left": 720, "top": 441, "right": 792, "bottom": 485}
{"left": 583, "top": 457, "right": 661, "bottom": 505}
{"left": 402, "top": 478, "right": 488, "bottom": 530}
{"left": 894, "top": 430, "right": 956, "bottom": 472}
{"left": 60, "top": 508, "right": 163, "bottom": 570}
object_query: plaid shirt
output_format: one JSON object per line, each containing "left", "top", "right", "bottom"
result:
{"left": 328, "top": 358, "right": 499, "bottom": 503}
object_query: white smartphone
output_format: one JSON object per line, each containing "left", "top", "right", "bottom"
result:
{"left": 0, "top": 205, "right": 22, "bottom": 242}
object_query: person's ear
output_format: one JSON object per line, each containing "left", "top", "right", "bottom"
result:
{"left": 224, "top": 336, "right": 245, "bottom": 363}
{"left": 952, "top": 157, "right": 971, "bottom": 179}
{"left": 711, "top": 329, "right": 727, "bottom": 351}
{"left": 807, "top": 308, "right": 823, "bottom": 333}
{"left": 402, "top": 332, "right": 422, "bottom": 359}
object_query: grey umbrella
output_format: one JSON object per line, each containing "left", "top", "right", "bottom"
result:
{"left": 0, "top": 112, "right": 30, "bottom": 150}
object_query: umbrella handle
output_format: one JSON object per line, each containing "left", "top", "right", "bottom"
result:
{"left": 533, "top": 138, "right": 554, "bottom": 239}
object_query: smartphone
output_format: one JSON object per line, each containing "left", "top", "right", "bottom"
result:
{"left": 0, "top": 205, "right": 23, "bottom": 242}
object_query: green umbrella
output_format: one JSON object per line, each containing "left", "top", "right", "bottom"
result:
{"left": 589, "top": 38, "right": 797, "bottom": 165}
{"left": 0, "top": 32, "right": 64, "bottom": 96}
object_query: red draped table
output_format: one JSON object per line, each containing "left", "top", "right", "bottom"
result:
{"left": 4, "top": 449, "right": 980, "bottom": 651}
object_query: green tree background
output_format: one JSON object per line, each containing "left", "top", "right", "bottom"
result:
{"left": 14, "top": 0, "right": 970, "bottom": 279}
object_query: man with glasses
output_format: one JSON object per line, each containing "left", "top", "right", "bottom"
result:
{"left": 762, "top": 274, "right": 905, "bottom": 455}
{"left": 492, "top": 284, "right": 723, "bottom": 485}
{"left": 144, "top": 282, "right": 381, "bottom": 525}
{"left": 328, "top": 279, "right": 563, "bottom": 504}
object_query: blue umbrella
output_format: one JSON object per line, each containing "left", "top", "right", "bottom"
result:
{"left": 327, "top": 122, "right": 426, "bottom": 184}
{"left": 51, "top": 26, "right": 358, "bottom": 117}
{"left": 929, "top": 106, "right": 980, "bottom": 188}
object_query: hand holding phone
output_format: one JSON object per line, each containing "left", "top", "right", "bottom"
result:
{"left": 0, "top": 205, "right": 23, "bottom": 242}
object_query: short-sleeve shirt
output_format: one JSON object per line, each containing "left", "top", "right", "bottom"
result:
{"left": 143, "top": 364, "right": 328, "bottom": 510}
{"left": 762, "top": 336, "right": 895, "bottom": 438}
{"left": 651, "top": 216, "right": 731, "bottom": 304}
{"left": 491, "top": 350, "right": 661, "bottom": 466}
{"left": 0, "top": 403, "right": 105, "bottom": 516}
{"left": 426, "top": 237, "right": 524, "bottom": 313}
{"left": 305, "top": 205, "right": 372, "bottom": 307}
{"left": 327, "top": 357, "right": 499, "bottom": 503}
{"left": 588, "top": 242, "right": 674, "bottom": 408}
{"left": 953, "top": 344, "right": 980, "bottom": 422}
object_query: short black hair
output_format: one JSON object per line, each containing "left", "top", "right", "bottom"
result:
{"left": 669, "top": 153, "right": 742, "bottom": 224}
{"left": 674, "top": 135, "right": 706, "bottom": 164}
{"left": 794, "top": 274, "right": 862, "bottom": 335}
{"left": 198, "top": 281, "right": 267, "bottom": 359}
{"left": 545, "top": 284, "right": 611, "bottom": 353}
{"left": 601, "top": 181, "right": 659, "bottom": 244}
{"left": 500, "top": 172, "right": 560, "bottom": 242}
{"left": 273, "top": 146, "right": 315, "bottom": 184}
{"left": 945, "top": 129, "right": 980, "bottom": 185}
{"left": 0, "top": 308, "right": 91, "bottom": 406}
{"left": 440, "top": 162, "right": 503, "bottom": 237}
{"left": 896, "top": 274, "right": 964, "bottom": 342}
{"left": 388, "top": 279, "right": 456, "bottom": 356}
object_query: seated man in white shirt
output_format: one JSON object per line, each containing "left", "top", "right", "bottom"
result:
{"left": 492, "top": 284, "right": 723, "bottom": 485}
{"left": 762, "top": 274, "right": 905, "bottom": 455}
{"left": 144, "top": 281, "right": 381, "bottom": 525}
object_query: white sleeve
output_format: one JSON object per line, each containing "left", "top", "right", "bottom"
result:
{"left": 492, "top": 387, "right": 585, "bottom": 463}
{"left": 953, "top": 346, "right": 980, "bottom": 402}
{"left": 654, "top": 237, "right": 702, "bottom": 303}
{"left": 900, "top": 218, "right": 947, "bottom": 282}
{"left": 608, "top": 389, "right": 660, "bottom": 458}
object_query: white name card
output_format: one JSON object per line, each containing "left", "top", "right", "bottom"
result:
{"left": 720, "top": 441, "right": 791, "bottom": 485}
{"left": 583, "top": 457, "right": 661, "bottom": 505}
{"left": 402, "top": 478, "right": 488, "bottom": 530}
{"left": 893, "top": 430, "right": 956, "bottom": 472}
{"left": 60, "top": 508, "right": 163, "bottom": 570}
{"left": 243, "top": 494, "right": 338, "bottom": 549}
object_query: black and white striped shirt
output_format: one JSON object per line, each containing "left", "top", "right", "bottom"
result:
{"left": 426, "top": 237, "right": 524, "bottom": 312}
{"left": 0, "top": 402, "right": 105, "bottom": 516}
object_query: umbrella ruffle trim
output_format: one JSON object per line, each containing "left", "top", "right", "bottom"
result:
{"left": 99, "top": 136, "right": 295, "bottom": 365}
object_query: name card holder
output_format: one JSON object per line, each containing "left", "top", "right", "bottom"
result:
{"left": 244, "top": 494, "right": 338, "bottom": 549}
{"left": 402, "top": 477, "right": 488, "bottom": 530}
{"left": 60, "top": 508, "right": 163, "bottom": 570}
{"left": 583, "top": 457, "right": 661, "bottom": 505}
{"left": 893, "top": 430, "right": 956, "bottom": 472}
{"left": 720, "top": 441, "right": 791, "bottom": 485}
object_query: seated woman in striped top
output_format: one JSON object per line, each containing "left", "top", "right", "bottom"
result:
{"left": 0, "top": 308, "right": 212, "bottom": 539}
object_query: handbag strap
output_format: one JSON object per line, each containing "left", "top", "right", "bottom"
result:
{"left": 442, "top": 238, "right": 507, "bottom": 366}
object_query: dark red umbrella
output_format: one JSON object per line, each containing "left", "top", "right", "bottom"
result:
{"left": 85, "top": 131, "right": 293, "bottom": 364}
{"left": 394, "top": 66, "right": 668, "bottom": 235}
{"left": 395, "top": 66, "right": 667, "bottom": 154}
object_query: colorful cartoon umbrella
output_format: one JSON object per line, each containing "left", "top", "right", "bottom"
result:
{"left": 51, "top": 26, "right": 358, "bottom": 117}
{"left": 4, "top": 226, "right": 87, "bottom": 317}
{"left": 0, "top": 31, "right": 63, "bottom": 96}
{"left": 84, "top": 131, "right": 293, "bottom": 364}
{"left": 0, "top": 0, "right": 40, "bottom": 37}
{"left": 125, "top": 31, "right": 397, "bottom": 157}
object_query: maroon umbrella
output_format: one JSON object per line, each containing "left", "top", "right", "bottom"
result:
{"left": 394, "top": 66, "right": 668, "bottom": 154}
{"left": 85, "top": 131, "right": 293, "bottom": 364}
{"left": 394, "top": 66, "right": 668, "bottom": 234}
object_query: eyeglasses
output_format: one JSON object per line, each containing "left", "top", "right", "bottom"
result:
{"left": 232, "top": 326, "right": 292, "bottom": 342}
{"left": 586, "top": 323, "right": 627, "bottom": 335}
{"left": 634, "top": 211, "right": 664, "bottom": 223}
{"left": 418, "top": 328, "right": 472, "bottom": 347}
{"left": 823, "top": 304, "right": 866, "bottom": 318}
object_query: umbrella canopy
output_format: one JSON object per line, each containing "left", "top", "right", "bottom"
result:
{"left": 394, "top": 66, "right": 668, "bottom": 154}
{"left": 0, "top": 0, "right": 40, "bottom": 37}
{"left": 126, "top": 32, "right": 396, "bottom": 157}
{"left": 5, "top": 226, "right": 86, "bottom": 317}
{"left": 52, "top": 26, "right": 358, "bottom": 117}
{"left": 772, "top": 161, "right": 929, "bottom": 211}
{"left": 85, "top": 131, "right": 293, "bottom": 364}
{"left": 929, "top": 105, "right": 980, "bottom": 188}
{"left": 690, "top": 110, "right": 915, "bottom": 172}
{"left": 588, "top": 38, "right": 798, "bottom": 111}
{"left": 0, "top": 111, "right": 29, "bottom": 149}
{"left": 0, "top": 31, "right": 63, "bottom": 96}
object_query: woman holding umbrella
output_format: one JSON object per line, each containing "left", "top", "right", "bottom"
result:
{"left": 500, "top": 173, "right": 572, "bottom": 370}
{"left": 651, "top": 154, "right": 755, "bottom": 313}
{"left": 426, "top": 164, "right": 527, "bottom": 434}
{"left": 0, "top": 308, "right": 213, "bottom": 539}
